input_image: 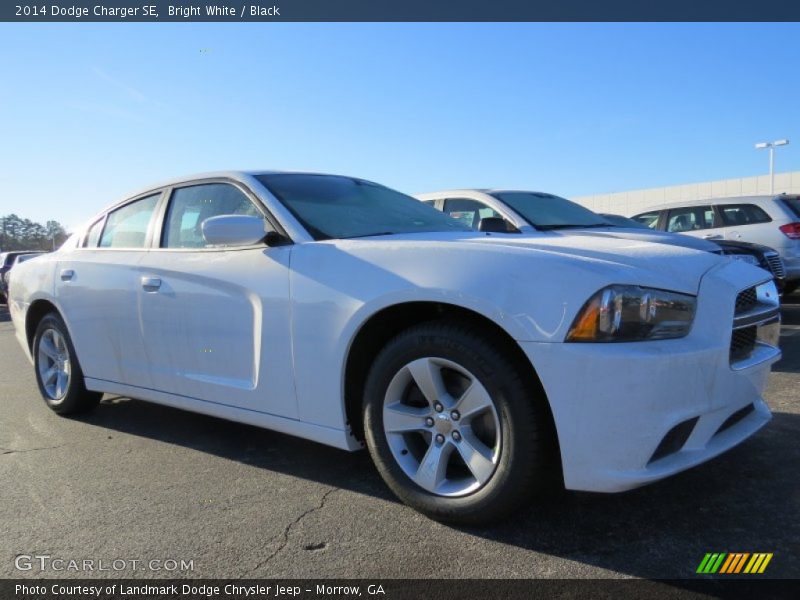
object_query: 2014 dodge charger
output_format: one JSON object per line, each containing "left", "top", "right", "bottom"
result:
{"left": 8, "top": 171, "right": 782, "bottom": 523}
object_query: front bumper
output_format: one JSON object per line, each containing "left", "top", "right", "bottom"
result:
{"left": 520, "top": 261, "right": 780, "bottom": 493}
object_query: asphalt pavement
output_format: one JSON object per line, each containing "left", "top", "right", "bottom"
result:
{"left": 1, "top": 298, "right": 798, "bottom": 580}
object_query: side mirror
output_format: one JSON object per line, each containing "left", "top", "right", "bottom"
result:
{"left": 478, "top": 217, "right": 517, "bottom": 233}
{"left": 202, "top": 215, "right": 267, "bottom": 246}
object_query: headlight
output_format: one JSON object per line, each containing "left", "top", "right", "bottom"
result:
{"left": 566, "top": 285, "right": 696, "bottom": 342}
{"left": 728, "top": 254, "right": 759, "bottom": 266}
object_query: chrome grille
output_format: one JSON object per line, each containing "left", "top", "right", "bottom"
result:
{"left": 730, "top": 281, "right": 781, "bottom": 366}
{"left": 764, "top": 252, "right": 786, "bottom": 279}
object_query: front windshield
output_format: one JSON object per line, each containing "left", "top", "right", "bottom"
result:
{"left": 257, "top": 174, "right": 471, "bottom": 240}
{"left": 491, "top": 191, "right": 611, "bottom": 230}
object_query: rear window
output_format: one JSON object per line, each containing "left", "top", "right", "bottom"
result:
{"left": 84, "top": 218, "right": 104, "bottom": 248}
{"left": 99, "top": 194, "right": 160, "bottom": 249}
{"left": 781, "top": 196, "right": 800, "bottom": 219}
{"left": 717, "top": 204, "right": 771, "bottom": 227}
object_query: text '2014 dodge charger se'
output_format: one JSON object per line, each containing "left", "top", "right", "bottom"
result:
{"left": 8, "top": 171, "right": 782, "bottom": 524}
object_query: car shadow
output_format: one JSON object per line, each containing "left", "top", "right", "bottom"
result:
{"left": 0, "top": 305, "right": 9, "bottom": 323}
{"left": 75, "top": 390, "right": 799, "bottom": 580}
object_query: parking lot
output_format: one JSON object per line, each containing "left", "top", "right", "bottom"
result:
{"left": 1, "top": 297, "right": 798, "bottom": 581}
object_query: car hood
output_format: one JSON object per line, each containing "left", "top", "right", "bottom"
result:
{"left": 553, "top": 226, "right": 721, "bottom": 253}
{"left": 336, "top": 231, "right": 725, "bottom": 295}
{"left": 715, "top": 239, "right": 775, "bottom": 255}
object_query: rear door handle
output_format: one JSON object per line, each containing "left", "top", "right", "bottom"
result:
{"left": 60, "top": 269, "right": 74, "bottom": 281}
{"left": 703, "top": 234, "right": 722, "bottom": 240}
{"left": 141, "top": 276, "right": 161, "bottom": 292}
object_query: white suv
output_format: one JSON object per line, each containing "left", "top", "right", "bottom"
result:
{"left": 632, "top": 195, "right": 800, "bottom": 294}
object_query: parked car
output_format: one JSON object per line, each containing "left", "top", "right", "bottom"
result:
{"left": 600, "top": 213, "right": 787, "bottom": 289}
{"left": 416, "top": 190, "right": 786, "bottom": 289}
{"left": 416, "top": 189, "right": 722, "bottom": 253}
{"left": 630, "top": 195, "right": 800, "bottom": 294}
{"left": 8, "top": 172, "right": 781, "bottom": 524}
{"left": 0, "top": 251, "right": 45, "bottom": 303}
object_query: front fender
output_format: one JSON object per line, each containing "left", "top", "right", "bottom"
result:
{"left": 287, "top": 240, "right": 622, "bottom": 434}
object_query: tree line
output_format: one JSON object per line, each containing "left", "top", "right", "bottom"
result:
{"left": 0, "top": 214, "right": 69, "bottom": 252}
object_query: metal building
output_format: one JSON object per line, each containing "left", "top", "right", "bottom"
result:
{"left": 573, "top": 171, "right": 800, "bottom": 217}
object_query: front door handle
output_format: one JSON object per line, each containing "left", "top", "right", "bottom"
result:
{"left": 141, "top": 276, "right": 161, "bottom": 292}
{"left": 703, "top": 234, "right": 722, "bottom": 240}
{"left": 60, "top": 269, "right": 74, "bottom": 281}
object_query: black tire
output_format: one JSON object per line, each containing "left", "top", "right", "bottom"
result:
{"left": 363, "top": 319, "right": 557, "bottom": 525}
{"left": 33, "top": 313, "right": 102, "bottom": 415}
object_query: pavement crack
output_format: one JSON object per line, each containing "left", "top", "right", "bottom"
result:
{"left": 1, "top": 444, "right": 64, "bottom": 455}
{"left": 251, "top": 487, "right": 339, "bottom": 573}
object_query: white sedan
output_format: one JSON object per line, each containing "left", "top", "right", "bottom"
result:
{"left": 8, "top": 171, "right": 781, "bottom": 524}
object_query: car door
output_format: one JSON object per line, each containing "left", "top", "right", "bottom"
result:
{"left": 56, "top": 192, "right": 163, "bottom": 387}
{"left": 136, "top": 180, "right": 297, "bottom": 417}
{"left": 663, "top": 205, "right": 723, "bottom": 240}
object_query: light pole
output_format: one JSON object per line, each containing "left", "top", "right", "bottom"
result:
{"left": 755, "top": 139, "right": 789, "bottom": 195}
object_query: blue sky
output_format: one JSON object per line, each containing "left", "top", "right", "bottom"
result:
{"left": 1, "top": 23, "right": 798, "bottom": 229}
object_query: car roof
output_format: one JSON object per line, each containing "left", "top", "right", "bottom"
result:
{"left": 636, "top": 195, "right": 785, "bottom": 213}
{"left": 96, "top": 170, "right": 368, "bottom": 221}
{"left": 416, "top": 188, "right": 565, "bottom": 198}
{"left": 124, "top": 169, "right": 351, "bottom": 194}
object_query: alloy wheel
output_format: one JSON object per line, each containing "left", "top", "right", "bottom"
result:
{"left": 37, "top": 328, "right": 71, "bottom": 401}
{"left": 382, "top": 357, "right": 501, "bottom": 497}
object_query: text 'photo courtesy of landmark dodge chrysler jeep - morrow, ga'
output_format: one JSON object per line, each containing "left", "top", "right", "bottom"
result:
{"left": 8, "top": 171, "right": 782, "bottom": 524}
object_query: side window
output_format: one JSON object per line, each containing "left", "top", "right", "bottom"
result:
{"left": 718, "top": 204, "right": 772, "bottom": 227}
{"left": 666, "top": 206, "right": 713, "bottom": 233}
{"left": 83, "top": 218, "right": 104, "bottom": 248}
{"left": 442, "top": 198, "right": 504, "bottom": 230}
{"left": 99, "top": 194, "right": 160, "bottom": 249}
{"left": 163, "top": 183, "right": 264, "bottom": 249}
{"left": 421, "top": 199, "right": 437, "bottom": 207}
{"left": 631, "top": 211, "right": 661, "bottom": 229}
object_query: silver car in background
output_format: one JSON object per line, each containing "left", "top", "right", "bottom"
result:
{"left": 632, "top": 195, "right": 800, "bottom": 294}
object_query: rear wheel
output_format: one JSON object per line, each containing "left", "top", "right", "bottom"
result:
{"left": 33, "top": 313, "right": 101, "bottom": 415}
{"left": 363, "top": 319, "right": 557, "bottom": 524}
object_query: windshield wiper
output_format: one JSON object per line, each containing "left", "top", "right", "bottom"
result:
{"left": 535, "top": 223, "right": 611, "bottom": 231}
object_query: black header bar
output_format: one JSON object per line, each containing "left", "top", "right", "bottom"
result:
{"left": 3, "top": 0, "right": 800, "bottom": 22}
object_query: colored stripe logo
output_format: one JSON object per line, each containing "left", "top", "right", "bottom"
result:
{"left": 697, "top": 553, "right": 773, "bottom": 574}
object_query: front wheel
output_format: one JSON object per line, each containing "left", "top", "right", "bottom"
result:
{"left": 363, "top": 320, "right": 557, "bottom": 525}
{"left": 33, "top": 313, "right": 102, "bottom": 415}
